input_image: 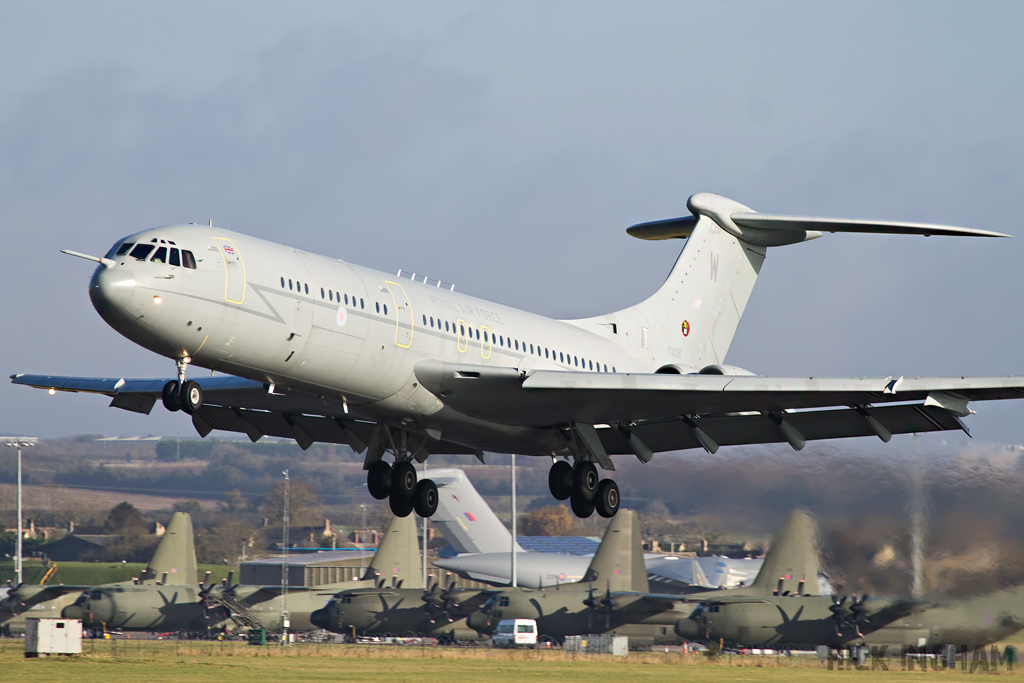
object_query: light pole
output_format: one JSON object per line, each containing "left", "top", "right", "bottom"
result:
{"left": 280, "top": 469, "right": 290, "bottom": 645}
{"left": 3, "top": 437, "right": 37, "bottom": 586}
{"left": 511, "top": 453, "right": 517, "bottom": 588}
{"left": 359, "top": 504, "right": 367, "bottom": 575}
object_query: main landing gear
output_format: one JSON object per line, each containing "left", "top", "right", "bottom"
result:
{"left": 367, "top": 460, "right": 438, "bottom": 519}
{"left": 161, "top": 357, "right": 203, "bottom": 414}
{"left": 548, "top": 460, "right": 619, "bottom": 519}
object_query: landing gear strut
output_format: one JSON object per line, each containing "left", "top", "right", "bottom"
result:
{"left": 549, "top": 460, "right": 620, "bottom": 519}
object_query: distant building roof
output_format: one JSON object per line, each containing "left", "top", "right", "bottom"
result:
{"left": 515, "top": 536, "right": 602, "bottom": 555}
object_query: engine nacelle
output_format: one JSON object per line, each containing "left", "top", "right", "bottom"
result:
{"left": 697, "top": 364, "right": 757, "bottom": 376}
{"left": 655, "top": 364, "right": 700, "bottom": 375}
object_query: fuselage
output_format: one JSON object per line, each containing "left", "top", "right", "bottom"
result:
{"left": 90, "top": 225, "right": 655, "bottom": 455}
{"left": 673, "top": 591, "right": 1024, "bottom": 649}
{"left": 465, "top": 587, "right": 688, "bottom": 643}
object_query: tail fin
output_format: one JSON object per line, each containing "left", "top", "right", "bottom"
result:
{"left": 364, "top": 513, "right": 423, "bottom": 588}
{"left": 429, "top": 468, "right": 523, "bottom": 554}
{"left": 746, "top": 508, "right": 819, "bottom": 596}
{"left": 142, "top": 512, "right": 198, "bottom": 585}
{"left": 568, "top": 192, "right": 1001, "bottom": 373}
{"left": 568, "top": 194, "right": 768, "bottom": 371}
{"left": 581, "top": 509, "right": 648, "bottom": 592}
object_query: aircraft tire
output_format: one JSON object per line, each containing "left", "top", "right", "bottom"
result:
{"left": 569, "top": 490, "right": 595, "bottom": 518}
{"left": 161, "top": 380, "right": 181, "bottom": 412}
{"left": 548, "top": 461, "right": 572, "bottom": 500}
{"left": 391, "top": 461, "right": 418, "bottom": 501}
{"left": 594, "top": 479, "right": 620, "bottom": 518}
{"left": 571, "top": 462, "right": 599, "bottom": 501}
{"left": 389, "top": 491, "right": 414, "bottom": 517}
{"left": 367, "top": 461, "right": 392, "bottom": 500}
{"left": 180, "top": 380, "right": 203, "bottom": 414}
{"left": 413, "top": 478, "right": 439, "bottom": 517}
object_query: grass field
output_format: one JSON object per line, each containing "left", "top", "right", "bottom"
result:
{"left": 1, "top": 639, "right": 1017, "bottom": 682}
{"left": 0, "top": 559, "right": 234, "bottom": 586}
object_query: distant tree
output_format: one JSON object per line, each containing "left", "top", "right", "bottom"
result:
{"left": 262, "top": 479, "right": 323, "bottom": 527}
{"left": 104, "top": 502, "right": 147, "bottom": 535}
{"left": 519, "top": 505, "right": 579, "bottom": 536}
{"left": 209, "top": 520, "right": 261, "bottom": 566}
{"left": 219, "top": 489, "right": 251, "bottom": 514}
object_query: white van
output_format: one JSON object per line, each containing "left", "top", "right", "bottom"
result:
{"left": 492, "top": 619, "right": 538, "bottom": 647}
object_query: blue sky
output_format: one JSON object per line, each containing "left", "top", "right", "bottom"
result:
{"left": 2, "top": 1, "right": 1023, "bottom": 446}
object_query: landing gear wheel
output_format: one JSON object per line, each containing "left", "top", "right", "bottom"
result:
{"left": 367, "top": 461, "right": 392, "bottom": 500}
{"left": 389, "top": 492, "right": 414, "bottom": 517}
{"left": 180, "top": 380, "right": 203, "bottom": 415}
{"left": 572, "top": 462, "right": 599, "bottom": 501}
{"left": 570, "top": 491, "right": 595, "bottom": 518}
{"left": 391, "top": 462, "right": 418, "bottom": 502}
{"left": 413, "top": 479, "right": 439, "bottom": 518}
{"left": 594, "top": 479, "right": 620, "bottom": 518}
{"left": 548, "top": 461, "right": 572, "bottom": 500}
{"left": 161, "top": 380, "right": 181, "bottom": 412}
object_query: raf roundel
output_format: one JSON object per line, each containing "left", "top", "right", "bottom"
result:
{"left": 336, "top": 307, "right": 347, "bottom": 327}
{"left": 681, "top": 320, "right": 690, "bottom": 337}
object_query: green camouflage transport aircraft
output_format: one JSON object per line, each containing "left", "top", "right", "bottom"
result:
{"left": 2, "top": 511, "right": 197, "bottom": 634}
{"left": 62, "top": 513, "right": 422, "bottom": 633}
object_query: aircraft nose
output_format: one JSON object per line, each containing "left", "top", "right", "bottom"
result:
{"left": 466, "top": 610, "right": 492, "bottom": 634}
{"left": 310, "top": 607, "right": 332, "bottom": 631}
{"left": 89, "top": 265, "right": 136, "bottom": 319}
{"left": 674, "top": 617, "right": 699, "bottom": 639}
{"left": 61, "top": 604, "right": 85, "bottom": 620}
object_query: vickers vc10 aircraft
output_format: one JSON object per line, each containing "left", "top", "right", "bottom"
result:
{"left": 14, "top": 193, "right": 1024, "bottom": 519}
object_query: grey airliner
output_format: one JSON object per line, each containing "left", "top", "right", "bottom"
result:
{"left": 14, "top": 193, "right": 1024, "bottom": 518}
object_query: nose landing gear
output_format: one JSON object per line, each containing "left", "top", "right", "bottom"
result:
{"left": 161, "top": 357, "right": 203, "bottom": 414}
{"left": 549, "top": 460, "right": 620, "bottom": 519}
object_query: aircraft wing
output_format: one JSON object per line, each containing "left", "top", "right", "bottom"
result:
{"left": 10, "top": 373, "right": 479, "bottom": 455}
{"left": 414, "top": 362, "right": 1024, "bottom": 459}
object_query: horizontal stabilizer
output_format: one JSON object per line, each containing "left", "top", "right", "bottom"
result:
{"left": 626, "top": 193, "right": 1010, "bottom": 245}
{"left": 731, "top": 212, "right": 1010, "bottom": 238}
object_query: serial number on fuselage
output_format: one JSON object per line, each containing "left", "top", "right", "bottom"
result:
{"left": 428, "top": 295, "right": 505, "bottom": 325}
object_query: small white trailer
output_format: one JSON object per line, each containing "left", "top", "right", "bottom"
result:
{"left": 24, "top": 618, "right": 83, "bottom": 658}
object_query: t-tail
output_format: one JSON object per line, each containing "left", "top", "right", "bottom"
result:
{"left": 429, "top": 468, "right": 524, "bottom": 555}
{"left": 567, "top": 193, "right": 1008, "bottom": 373}
{"left": 141, "top": 511, "right": 198, "bottom": 585}
{"left": 580, "top": 509, "right": 648, "bottom": 593}
{"left": 745, "top": 508, "right": 820, "bottom": 596}
{"left": 362, "top": 513, "right": 424, "bottom": 589}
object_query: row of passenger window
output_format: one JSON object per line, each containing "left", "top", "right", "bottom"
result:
{"left": 276, "top": 275, "right": 614, "bottom": 372}
{"left": 420, "top": 314, "right": 615, "bottom": 373}
{"left": 278, "top": 277, "right": 370, "bottom": 311}
{"left": 113, "top": 241, "right": 197, "bottom": 269}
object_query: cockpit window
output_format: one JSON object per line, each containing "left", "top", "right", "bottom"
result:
{"left": 89, "top": 590, "right": 102, "bottom": 600}
{"left": 111, "top": 242, "right": 133, "bottom": 258}
{"left": 151, "top": 246, "right": 167, "bottom": 263}
{"left": 181, "top": 250, "right": 197, "bottom": 269}
{"left": 169, "top": 248, "right": 180, "bottom": 267}
{"left": 129, "top": 244, "right": 155, "bottom": 261}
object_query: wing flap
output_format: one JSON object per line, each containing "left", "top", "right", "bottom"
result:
{"left": 599, "top": 404, "right": 966, "bottom": 455}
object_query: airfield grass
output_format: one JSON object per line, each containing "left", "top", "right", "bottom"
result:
{"left": 0, "top": 559, "right": 234, "bottom": 586}
{"left": 2, "top": 640, "right": 1020, "bottom": 683}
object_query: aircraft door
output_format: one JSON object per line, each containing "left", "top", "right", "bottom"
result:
{"left": 213, "top": 238, "right": 246, "bottom": 304}
{"left": 384, "top": 281, "right": 413, "bottom": 348}
{"left": 480, "top": 325, "right": 492, "bottom": 359}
